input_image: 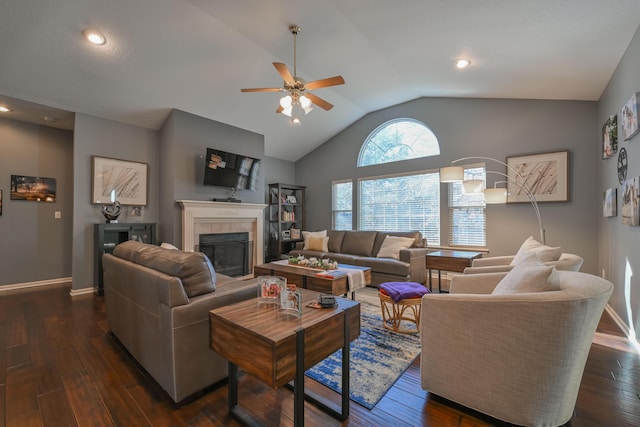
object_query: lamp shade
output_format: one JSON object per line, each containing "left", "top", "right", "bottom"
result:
{"left": 484, "top": 187, "right": 507, "bottom": 204}
{"left": 462, "top": 179, "right": 484, "bottom": 194}
{"left": 440, "top": 166, "right": 464, "bottom": 182}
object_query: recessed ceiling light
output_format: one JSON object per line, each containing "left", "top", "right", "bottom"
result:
{"left": 0, "top": 105, "right": 12, "bottom": 113}
{"left": 455, "top": 59, "right": 471, "bottom": 69}
{"left": 82, "top": 28, "right": 106, "bottom": 45}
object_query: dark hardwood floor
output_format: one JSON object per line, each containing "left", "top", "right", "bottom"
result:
{"left": 1, "top": 282, "right": 639, "bottom": 426}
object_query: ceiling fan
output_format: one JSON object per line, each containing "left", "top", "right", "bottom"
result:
{"left": 241, "top": 25, "right": 345, "bottom": 124}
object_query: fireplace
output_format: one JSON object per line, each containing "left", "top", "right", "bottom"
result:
{"left": 177, "top": 200, "right": 267, "bottom": 278}
{"left": 199, "top": 232, "right": 253, "bottom": 277}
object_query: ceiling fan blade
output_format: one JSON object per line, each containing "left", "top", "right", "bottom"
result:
{"left": 305, "top": 93, "right": 334, "bottom": 111}
{"left": 273, "top": 62, "right": 295, "bottom": 85}
{"left": 240, "top": 87, "right": 282, "bottom": 93}
{"left": 276, "top": 105, "right": 284, "bottom": 113}
{"left": 304, "top": 75, "right": 345, "bottom": 90}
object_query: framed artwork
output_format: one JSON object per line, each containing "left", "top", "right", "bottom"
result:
{"left": 287, "top": 195, "right": 298, "bottom": 204}
{"left": 621, "top": 176, "right": 640, "bottom": 226}
{"left": 282, "top": 230, "right": 291, "bottom": 240}
{"left": 622, "top": 92, "right": 640, "bottom": 141}
{"left": 10, "top": 175, "right": 56, "bottom": 202}
{"left": 602, "top": 114, "right": 618, "bottom": 159}
{"left": 91, "top": 156, "right": 148, "bottom": 206}
{"left": 506, "top": 151, "right": 569, "bottom": 203}
{"left": 603, "top": 188, "right": 617, "bottom": 217}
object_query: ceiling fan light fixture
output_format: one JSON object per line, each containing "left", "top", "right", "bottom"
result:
{"left": 279, "top": 95, "right": 292, "bottom": 108}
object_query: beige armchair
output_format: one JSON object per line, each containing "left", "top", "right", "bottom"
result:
{"left": 463, "top": 252, "right": 583, "bottom": 274}
{"left": 420, "top": 270, "right": 613, "bottom": 427}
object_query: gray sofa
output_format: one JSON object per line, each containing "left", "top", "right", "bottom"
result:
{"left": 102, "top": 241, "right": 259, "bottom": 404}
{"left": 288, "top": 230, "right": 429, "bottom": 286}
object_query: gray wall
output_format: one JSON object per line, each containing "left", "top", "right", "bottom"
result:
{"left": 158, "top": 109, "right": 267, "bottom": 248}
{"left": 72, "top": 113, "right": 159, "bottom": 292}
{"left": 296, "top": 97, "right": 599, "bottom": 275}
{"left": 0, "top": 118, "right": 73, "bottom": 286}
{"left": 598, "top": 25, "right": 640, "bottom": 340}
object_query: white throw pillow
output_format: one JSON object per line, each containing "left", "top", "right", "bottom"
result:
{"left": 302, "top": 230, "right": 327, "bottom": 250}
{"left": 493, "top": 255, "right": 560, "bottom": 294}
{"left": 510, "top": 236, "right": 562, "bottom": 265}
{"left": 376, "top": 236, "right": 416, "bottom": 260}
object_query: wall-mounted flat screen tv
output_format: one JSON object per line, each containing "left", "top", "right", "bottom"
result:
{"left": 203, "top": 148, "right": 260, "bottom": 191}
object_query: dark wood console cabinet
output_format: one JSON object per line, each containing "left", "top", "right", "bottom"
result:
{"left": 94, "top": 222, "right": 156, "bottom": 295}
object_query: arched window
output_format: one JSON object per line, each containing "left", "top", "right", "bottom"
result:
{"left": 357, "top": 118, "right": 440, "bottom": 167}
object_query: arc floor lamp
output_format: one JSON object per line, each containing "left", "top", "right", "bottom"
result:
{"left": 440, "top": 156, "right": 546, "bottom": 245}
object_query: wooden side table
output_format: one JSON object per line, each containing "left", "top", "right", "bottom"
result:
{"left": 426, "top": 250, "right": 483, "bottom": 292}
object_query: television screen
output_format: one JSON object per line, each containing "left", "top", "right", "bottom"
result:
{"left": 203, "top": 148, "right": 260, "bottom": 191}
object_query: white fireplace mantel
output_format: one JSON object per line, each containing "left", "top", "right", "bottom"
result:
{"left": 177, "top": 200, "right": 266, "bottom": 266}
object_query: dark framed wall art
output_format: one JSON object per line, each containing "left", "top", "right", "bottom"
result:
{"left": 10, "top": 175, "right": 57, "bottom": 202}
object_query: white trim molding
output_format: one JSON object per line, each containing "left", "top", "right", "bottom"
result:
{"left": 177, "top": 200, "right": 266, "bottom": 267}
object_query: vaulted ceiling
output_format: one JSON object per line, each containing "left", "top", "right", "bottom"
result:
{"left": 1, "top": 1, "right": 640, "bottom": 161}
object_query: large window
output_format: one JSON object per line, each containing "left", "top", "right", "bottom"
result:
{"left": 332, "top": 180, "right": 353, "bottom": 230}
{"left": 358, "top": 118, "right": 440, "bottom": 167}
{"left": 448, "top": 165, "right": 486, "bottom": 247}
{"left": 359, "top": 172, "right": 440, "bottom": 245}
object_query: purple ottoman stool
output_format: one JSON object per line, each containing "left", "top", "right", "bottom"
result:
{"left": 379, "top": 281, "right": 430, "bottom": 334}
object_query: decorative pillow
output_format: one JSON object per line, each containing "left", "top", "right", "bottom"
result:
{"left": 307, "top": 236, "right": 329, "bottom": 252}
{"left": 510, "top": 236, "right": 562, "bottom": 265}
{"left": 161, "top": 242, "right": 179, "bottom": 250}
{"left": 302, "top": 230, "right": 327, "bottom": 250}
{"left": 493, "top": 256, "right": 560, "bottom": 294}
{"left": 376, "top": 236, "right": 416, "bottom": 260}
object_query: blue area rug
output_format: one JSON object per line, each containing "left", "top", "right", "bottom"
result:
{"left": 305, "top": 308, "right": 421, "bottom": 409}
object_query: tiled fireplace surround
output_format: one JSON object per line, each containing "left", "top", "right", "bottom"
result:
{"left": 177, "top": 200, "right": 266, "bottom": 276}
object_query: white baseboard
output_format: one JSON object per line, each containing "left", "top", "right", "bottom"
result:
{"left": 605, "top": 304, "right": 632, "bottom": 337}
{"left": 0, "top": 277, "right": 93, "bottom": 297}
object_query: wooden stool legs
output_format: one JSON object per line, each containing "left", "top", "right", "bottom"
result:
{"left": 379, "top": 292, "right": 422, "bottom": 334}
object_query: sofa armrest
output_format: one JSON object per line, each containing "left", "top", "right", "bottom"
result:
{"left": 399, "top": 247, "right": 429, "bottom": 284}
{"left": 471, "top": 255, "right": 514, "bottom": 267}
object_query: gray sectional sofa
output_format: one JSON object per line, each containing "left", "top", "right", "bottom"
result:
{"left": 102, "top": 240, "right": 259, "bottom": 404}
{"left": 288, "top": 230, "right": 429, "bottom": 286}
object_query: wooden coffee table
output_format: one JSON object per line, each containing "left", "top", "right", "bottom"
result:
{"left": 209, "top": 289, "right": 360, "bottom": 427}
{"left": 254, "top": 260, "right": 371, "bottom": 297}
{"left": 426, "top": 250, "right": 483, "bottom": 292}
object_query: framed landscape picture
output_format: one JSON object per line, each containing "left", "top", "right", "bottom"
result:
{"left": 621, "top": 92, "right": 640, "bottom": 141}
{"left": 506, "top": 151, "right": 569, "bottom": 203}
{"left": 10, "top": 175, "right": 56, "bottom": 202}
{"left": 91, "top": 156, "right": 148, "bottom": 205}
